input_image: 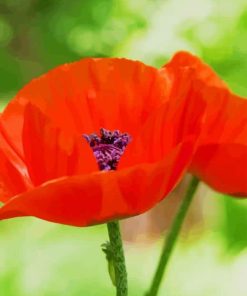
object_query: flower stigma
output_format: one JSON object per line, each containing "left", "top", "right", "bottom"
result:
{"left": 83, "top": 128, "right": 131, "bottom": 171}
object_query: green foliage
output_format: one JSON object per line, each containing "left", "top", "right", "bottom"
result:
{"left": 220, "top": 196, "right": 247, "bottom": 254}
{"left": 0, "top": 0, "right": 147, "bottom": 95}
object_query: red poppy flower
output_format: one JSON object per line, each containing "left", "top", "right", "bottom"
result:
{"left": 163, "top": 51, "right": 247, "bottom": 196}
{"left": 0, "top": 57, "right": 205, "bottom": 226}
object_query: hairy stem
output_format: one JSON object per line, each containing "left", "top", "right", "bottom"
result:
{"left": 107, "top": 221, "right": 128, "bottom": 296}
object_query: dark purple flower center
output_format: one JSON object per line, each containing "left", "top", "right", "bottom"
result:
{"left": 83, "top": 128, "right": 131, "bottom": 171}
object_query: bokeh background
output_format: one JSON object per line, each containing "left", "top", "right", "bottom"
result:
{"left": 0, "top": 0, "right": 247, "bottom": 295}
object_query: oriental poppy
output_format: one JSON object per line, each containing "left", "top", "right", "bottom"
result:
{"left": 0, "top": 57, "right": 205, "bottom": 226}
{"left": 163, "top": 51, "right": 247, "bottom": 196}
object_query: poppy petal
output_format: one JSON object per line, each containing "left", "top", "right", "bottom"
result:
{"left": 0, "top": 149, "right": 29, "bottom": 202}
{"left": 1, "top": 58, "right": 168, "bottom": 142}
{"left": 189, "top": 87, "right": 247, "bottom": 195}
{"left": 22, "top": 104, "right": 97, "bottom": 186}
{"left": 164, "top": 51, "right": 247, "bottom": 196}
{"left": 0, "top": 140, "right": 194, "bottom": 226}
{"left": 190, "top": 143, "right": 247, "bottom": 196}
{"left": 120, "top": 66, "right": 206, "bottom": 168}
{"left": 0, "top": 120, "right": 32, "bottom": 202}
{"left": 165, "top": 51, "right": 228, "bottom": 89}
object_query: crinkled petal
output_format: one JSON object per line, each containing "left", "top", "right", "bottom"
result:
{"left": 0, "top": 141, "right": 194, "bottom": 226}
{"left": 1, "top": 58, "right": 168, "bottom": 158}
{"left": 165, "top": 51, "right": 228, "bottom": 89}
{"left": 120, "top": 66, "right": 206, "bottom": 168}
{"left": 22, "top": 104, "right": 97, "bottom": 186}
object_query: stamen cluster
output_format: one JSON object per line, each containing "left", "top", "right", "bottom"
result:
{"left": 83, "top": 128, "right": 131, "bottom": 171}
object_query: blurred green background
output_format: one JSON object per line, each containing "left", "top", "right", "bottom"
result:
{"left": 1, "top": 0, "right": 247, "bottom": 295}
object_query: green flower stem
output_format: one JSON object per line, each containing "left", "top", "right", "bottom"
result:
{"left": 146, "top": 176, "right": 200, "bottom": 296}
{"left": 107, "top": 221, "right": 128, "bottom": 296}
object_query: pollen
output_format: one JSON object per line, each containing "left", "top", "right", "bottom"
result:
{"left": 83, "top": 128, "right": 131, "bottom": 171}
